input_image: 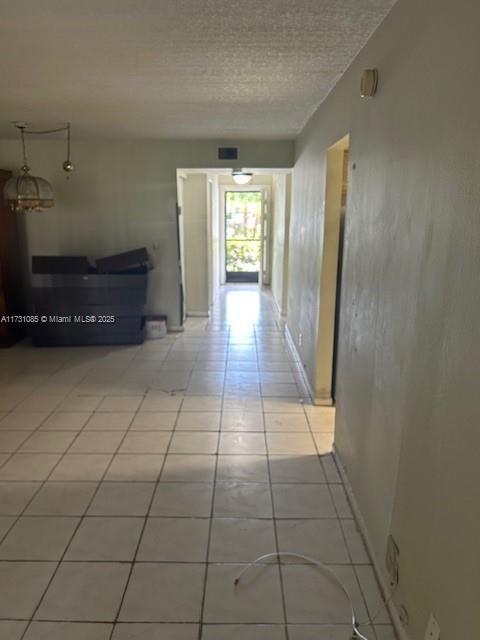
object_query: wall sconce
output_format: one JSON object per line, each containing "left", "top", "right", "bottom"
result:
{"left": 360, "top": 69, "right": 379, "bottom": 98}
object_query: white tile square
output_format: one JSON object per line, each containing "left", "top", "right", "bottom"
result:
{"left": 68, "top": 432, "right": 124, "bottom": 453}
{"left": 264, "top": 414, "right": 309, "bottom": 432}
{"left": 0, "top": 621, "right": 28, "bottom": 640}
{"left": 20, "top": 431, "right": 77, "bottom": 453}
{"left": 88, "top": 482, "right": 155, "bottom": 516}
{"left": 221, "top": 413, "right": 264, "bottom": 432}
{"left": 26, "top": 482, "right": 97, "bottom": 516}
{"left": 112, "top": 624, "right": 199, "bottom": 640}
{"left": 216, "top": 456, "right": 269, "bottom": 484}
{"left": 176, "top": 412, "right": 221, "bottom": 431}
{"left": 97, "top": 396, "right": 143, "bottom": 412}
{"left": 137, "top": 517, "right": 209, "bottom": 562}
{"left": 276, "top": 519, "right": 350, "bottom": 563}
{"left": 140, "top": 394, "right": 183, "bottom": 412}
{"left": 84, "top": 412, "right": 134, "bottom": 430}
{"left": 214, "top": 483, "right": 272, "bottom": 518}
{"left": 105, "top": 454, "right": 164, "bottom": 481}
{"left": 282, "top": 564, "right": 368, "bottom": 623}
{"left": 202, "top": 625, "right": 286, "bottom": 640}
{"left": 0, "top": 561, "right": 57, "bottom": 618}
{"left": 65, "top": 517, "right": 144, "bottom": 561}
{"left": 119, "top": 563, "right": 205, "bottom": 622}
{"left": 0, "top": 430, "right": 31, "bottom": 452}
{"left": 266, "top": 434, "right": 316, "bottom": 455}
{"left": 23, "top": 622, "right": 113, "bottom": 640}
{"left": 209, "top": 518, "right": 276, "bottom": 562}
{"left": 40, "top": 412, "right": 92, "bottom": 430}
{"left": 269, "top": 455, "right": 326, "bottom": 483}
{"left": 0, "top": 516, "right": 79, "bottom": 560}
{"left": 203, "top": 564, "right": 283, "bottom": 623}
{"left": 219, "top": 433, "right": 266, "bottom": 455}
{"left": 50, "top": 454, "right": 113, "bottom": 481}
{"left": 119, "top": 431, "right": 171, "bottom": 454}
{"left": 161, "top": 454, "right": 216, "bottom": 483}
{"left": 36, "top": 562, "right": 130, "bottom": 621}
{"left": 151, "top": 482, "right": 213, "bottom": 517}
{"left": 272, "top": 484, "right": 336, "bottom": 518}
{"left": 0, "top": 412, "right": 49, "bottom": 430}
{"left": 131, "top": 412, "right": 177, "bottom": 430}
{"left": 169, "top": 432, "right": 218, "bottom": 454}
{"left": 181, "top": 396, "right": 222, "bottom": 412}
{"left": 0, "top": 453, "right": 62, "bottom": 481}
{"left": 0, "top": 482, "right": 41, "bottom": 515}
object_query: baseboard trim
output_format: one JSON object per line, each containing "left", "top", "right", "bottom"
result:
{"left": 167, "top": 325, "right": 184, "bottom": 333}
{"left": 333, "top": 447, "right": 410, "bottom": 640}
{"left": 186, "top": 312, "right": 210, "bottom": 317}
{"left": 284, "top": 325, "right": 315, "bottom": 402}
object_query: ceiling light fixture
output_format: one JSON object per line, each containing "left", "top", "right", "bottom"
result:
{"left": 3, "top": 122, "right": 74, "bottom": 212}
{"left": 232, "top": 169, "right": 253, "bottom": 185}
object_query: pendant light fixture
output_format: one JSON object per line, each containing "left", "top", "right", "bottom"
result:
{"left": 3, "top": 122, "right": 74, "bottom": 212}
{"left": 232, "top": 168, "right": 253, "bottom": 185}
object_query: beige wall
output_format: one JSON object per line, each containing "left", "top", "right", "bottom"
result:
{"left": 182, "top": 173, "right": 209, "bottom": 315}
{"left": 0, "top": 139, "right": 293, "bottom": 328}
{"left": 288, "top": 0, "right": 480, "bottom": 638}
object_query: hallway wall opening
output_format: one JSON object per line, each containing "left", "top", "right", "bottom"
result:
{"left": 176, "top": 169, "right": 291, "bottom": 321}
{"left": 314, "top": 134, "right": 350, "bottom": 405}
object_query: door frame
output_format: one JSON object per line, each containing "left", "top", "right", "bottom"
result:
{"left": 219, "top": 184, "right": 271, "bottom": 286}
{"left": 314, "top": 134, "right": 350, "bottom": 405}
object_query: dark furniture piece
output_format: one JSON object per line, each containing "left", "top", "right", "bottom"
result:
{"left": 30, "top": 252, "right": 149, "bottom": 346}
{"left": 0, "top": 169, "right": 25, "bottom": 346}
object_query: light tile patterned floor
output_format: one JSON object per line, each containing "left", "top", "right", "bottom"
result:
{"left": 0, "top": 286, "right": 395, "bottom": 640}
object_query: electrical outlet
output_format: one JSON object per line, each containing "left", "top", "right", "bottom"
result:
{"left": 386, "top": 534, "right": 400, "bottom": 588}
{"left": 298, "top": 332, "right": 302, "bottom": 346}
{"left": 425, "top": 614, "right": 440, "bottom": 640}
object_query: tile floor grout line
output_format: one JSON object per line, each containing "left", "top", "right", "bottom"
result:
{"left": 105, "top": 335, "right": 196, "bottom": 640}
{"left": 197, "top": 322, "right": 228, "bottom": 640}
{"left": 258, "top": 323, "right": 290, "bottom": 640}
{"left": 17, "top": 391, "right": 145, "bottom": 640}
{"left": 0, "top": 396, "right": 116, "bottom": 549}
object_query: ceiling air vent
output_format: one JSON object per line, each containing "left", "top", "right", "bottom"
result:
{"left": 218, "top": 146, "right": 238, "bottom": 160}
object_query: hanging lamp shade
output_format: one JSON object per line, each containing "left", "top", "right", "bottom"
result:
{"left": 4, "top": 169, "right": 54, "bottom": 212}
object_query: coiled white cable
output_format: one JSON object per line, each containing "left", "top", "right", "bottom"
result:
{"left": 233, "top": 551, "right": 372, "bottom": 640}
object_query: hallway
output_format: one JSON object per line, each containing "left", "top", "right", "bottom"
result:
{"left": 0, "top": 286, "right": 394, "bottom": 640}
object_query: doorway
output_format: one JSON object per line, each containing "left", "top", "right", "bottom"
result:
{"left": 314, "top": 134, "right": 350, "bottom": 405}
{"left": 224, "top": 190, "right": 262, "bottom": 283}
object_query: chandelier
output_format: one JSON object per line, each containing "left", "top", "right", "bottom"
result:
{"left": 3, "top": 122, "right": 74, "bottom": 212}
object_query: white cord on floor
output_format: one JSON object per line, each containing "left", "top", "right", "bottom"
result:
{"left": 233, "top": 551, "right": 372, "bottom": 640}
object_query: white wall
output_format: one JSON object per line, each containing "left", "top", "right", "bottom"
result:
{"left": 271, "top": 173, "right": 291, "bottom": 314}
{"left": 0, "top": 139, "right": 293, "bottom": 328}
{"left": 208, "top": 175, "right": 220, "bottom": 305}
{"left": 182, "top": 173, "right": 209, "bottom": 315}
{"left": 288, "top": 0, "right": 480, "bottom": 638}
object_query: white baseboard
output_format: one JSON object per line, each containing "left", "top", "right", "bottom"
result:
{"left": 284, "top": 325, "right": 315, "bottom": 402}
{"left": 167, "top": 325, "right": 184, "bottom": 333}
{"left": 333, "top": 447, "right": 410, "bottom": 640}
{"left": 186, "top": 312, "right": 210, "bottom": 317}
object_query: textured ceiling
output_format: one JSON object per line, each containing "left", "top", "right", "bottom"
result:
{"left": 0, "top": 0, "right": 396, "bottom": 140}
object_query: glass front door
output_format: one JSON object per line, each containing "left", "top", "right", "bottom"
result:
{"left": 225, "top": 190, "right": 262, "bottom": 283}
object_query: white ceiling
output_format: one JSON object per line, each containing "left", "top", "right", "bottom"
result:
{"left": 0, "top": 0, "right": 396, "bottom": 140}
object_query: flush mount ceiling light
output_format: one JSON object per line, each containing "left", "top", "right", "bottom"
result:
{"left": 232, "top": 169, "right": 253, "bottom": 185}
{"left": 3, "top": 122, "right": 74, "bottom": 212}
